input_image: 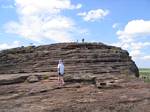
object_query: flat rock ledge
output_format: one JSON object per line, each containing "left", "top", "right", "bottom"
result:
{"left": 0, "top": 72, "right": 149, "bottom": 112}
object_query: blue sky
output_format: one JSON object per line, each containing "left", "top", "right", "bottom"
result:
{"left": 0, "top": 0, "right": 150, "bottom": 68}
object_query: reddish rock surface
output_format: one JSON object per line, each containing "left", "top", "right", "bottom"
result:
{"left": 0, "top": 42, "right": 139, "bottom": 77}
{"left": 0, "top": 43, "right": 149, "bottom": 112}
{"left": 0, "top": 73, "right": 149, "bottom": 112}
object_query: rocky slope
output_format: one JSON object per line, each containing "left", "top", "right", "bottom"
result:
{"left": 0, "top": 42, "right": 149, "bottom": 112}
{"left": 0, "top": 42, "right": 139, "bottom": 77}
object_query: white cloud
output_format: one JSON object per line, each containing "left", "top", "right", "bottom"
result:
{"left": 112, "top": 23, "right": 120, "bottom": 29}
{"left": 130, "top": 42, "right": 150, "bottom": 50}
{"left": 15, "top": 0, "right": 82, "bottom": 15}
{"left": 78, "top": 9, "right": 109, "bottom": 22}
{"left": 113, "top": 41, "right": 150, "bottom": 59}
{"left": 4, "top": 0, "right": 82, "bottom": 42}
{"left": 130, "top": 50, "right": 141, "bottom": 59}
{"left": 117, "top": 20, "right": 150, "bottom": 41}
{"left": 0, "top": 41, "right": 21, "bottom": 50}
{"left": 114, "top": 19, "right": 150, "bottom": 61}
{"left": 142, "top": 56, "right": 150, "bottom": 61}
{"left": 5, "top": 16, "right": 74, "bottom": 42}
{"left": 76, "top": 4, "right": 82, "bottom": 9}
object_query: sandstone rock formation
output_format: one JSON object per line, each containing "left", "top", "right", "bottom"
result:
{"left": 0, "top": 73, "right": 150, "bottom": 112}
{"left": 0, "top": 42, "right": 139, "bottom": 77}
{"left": 0, "top": 42, "right": 149, "bottom": 112}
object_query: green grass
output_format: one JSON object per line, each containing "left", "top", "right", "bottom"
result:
{"left": 139, "top": 68, "right": 150, "bottom": 82}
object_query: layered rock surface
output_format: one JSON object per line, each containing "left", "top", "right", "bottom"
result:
{"left": 0, "top": 42, "right": 139, "bottom": 77}
{"left": 0, "top": 42, "right": 148, "bottom": 112}
{"left": 0, "top": 73, "right": 150, "bottom": 112}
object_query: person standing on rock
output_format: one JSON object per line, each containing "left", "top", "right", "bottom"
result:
{"left": 82, "top": 38, "right": 84, "bottom": 43}
{"left": 57, "top": 59, "right": 65, "bottom": 86}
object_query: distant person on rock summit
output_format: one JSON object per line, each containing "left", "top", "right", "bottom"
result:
{"left": 57, "top": 59, "right": 65, "bottom": 86}
{"left": 82, "top": 38, "right": 84, "bottom": 43}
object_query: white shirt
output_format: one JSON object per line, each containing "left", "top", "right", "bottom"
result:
{"left": 57, "top": 63, "right": 64, "bottom": 75}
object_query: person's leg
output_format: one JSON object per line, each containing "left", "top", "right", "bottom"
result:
{"left": 58, "top": 76, "right": 64, "bottom": 86}
{"left": 58, "top": 75, "right": 61, "bottom": 86}
{"left": 60, "top": 76, "right": 65, "bottom": 85}
{"left": 62, "top": 76, "right": 65, "bottom": 85}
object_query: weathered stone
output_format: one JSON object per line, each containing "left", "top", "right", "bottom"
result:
{"left": 0, "top": 72, "right": 55, "bottom": 85}
{"left": 0, "top": 42, "right": 139, "bottom": 77}
{"left": 0, "top": 42, "right": 148, "bottom": 112}
{"left": 0, "top": 76, "right": 149, "bottom": 112}
{"left": 64, "top": 73, "right": 96, "bottom": 83}
{"left": 26, "top": 75, "right": 39, "bottom": 83}
{"left": 0, "top": 74, "right": 28, "bottom": 85}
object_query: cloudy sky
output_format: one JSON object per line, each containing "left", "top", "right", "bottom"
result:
{"left": 0, "top": 0, "right": 150, "bottom": 68}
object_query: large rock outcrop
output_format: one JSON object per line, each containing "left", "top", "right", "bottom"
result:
{"left": 0, "top": 42, "right": 139, "bottom": 77}
{"left": 0, "top": 42, "right": 149, "bottom": 112}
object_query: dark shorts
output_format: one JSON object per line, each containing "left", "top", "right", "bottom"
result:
{"left": 58, "top": 72, "right": 64, "bottom": 76}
